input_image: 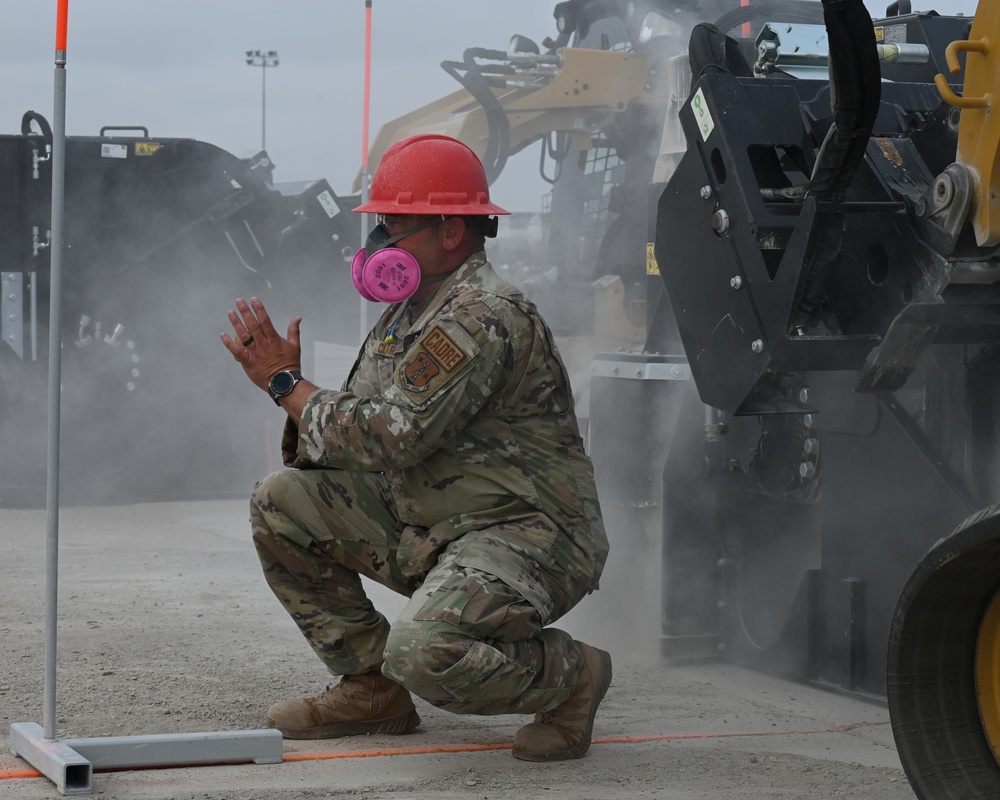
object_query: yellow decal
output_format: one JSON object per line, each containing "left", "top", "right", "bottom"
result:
{"left": 874, "top": 26, "right": 885, "bottom": 43}
{"left": 134, "top": 142, "right": 161, "bottom": 156}
{"left": 646, "top": 243, "right": 660, "bottom": 276}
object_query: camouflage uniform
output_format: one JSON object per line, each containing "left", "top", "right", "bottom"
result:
{"left": 251, "top": 252, "right": 608, "bottom": 716}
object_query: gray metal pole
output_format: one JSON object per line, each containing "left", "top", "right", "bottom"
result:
{"left": 261, "top": 61, "right": 266, "bottom": 150}
{"left": 45, "top": 40, "right": 68, "bottom": 741}
{"left": 13, "top": 15, "right": 289, "bottom": 792}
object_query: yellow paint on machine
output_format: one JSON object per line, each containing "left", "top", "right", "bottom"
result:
{"left": 134, "top": 142, "right": 161, "bottom": 156}
{"left": 646, "top": 243, "right": 660, "bottom": 276}
{"left": 976, "top": 588, "right": 1000, "bottom": 762}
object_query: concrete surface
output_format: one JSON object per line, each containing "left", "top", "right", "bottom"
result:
{"left": 0, "top": 499, "right": 915, "bottom": 799}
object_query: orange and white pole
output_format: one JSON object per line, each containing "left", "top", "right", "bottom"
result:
{"left": 362, "top": 0, "right": 372, "bottom": 177}
{"left": 45, "top": 0, "right": 70, "bottom": 741}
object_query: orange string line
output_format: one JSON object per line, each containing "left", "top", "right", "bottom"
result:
{"left": 0, "top": 720, "right": 889, "bottom": 781}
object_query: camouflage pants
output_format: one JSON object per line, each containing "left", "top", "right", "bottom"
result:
{"left": 250, "top": 468, "right": 588, "bottom": 716}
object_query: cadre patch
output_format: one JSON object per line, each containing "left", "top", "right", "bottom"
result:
{"left": 422, "top": 326, "right": 466, "bottom": 371}
{"left": 398, "top": 323, "right": 473, "bottom": 396}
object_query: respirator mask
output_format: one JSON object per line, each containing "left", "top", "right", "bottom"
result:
{"left": 351, "top": 216, "right": 444, "bottom": 303}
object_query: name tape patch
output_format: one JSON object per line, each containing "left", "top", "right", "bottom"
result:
{"left": 423, "top": 326, "right": 465, "bottom": 372}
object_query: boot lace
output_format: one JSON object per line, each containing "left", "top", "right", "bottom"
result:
{"left": 317, "top": 676, "right": 365, "bottom": 709}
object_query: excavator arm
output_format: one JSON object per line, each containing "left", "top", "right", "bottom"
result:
{"left": 355, "top": 45, "right": 671, "bottom": 189}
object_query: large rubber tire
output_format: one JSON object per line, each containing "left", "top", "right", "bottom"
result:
{"left": 888, "top": 504, "right": 1000, "bottom": 799}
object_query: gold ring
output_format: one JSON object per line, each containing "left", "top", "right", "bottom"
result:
{"left": 242, "top": 335, "right": 255, "bottom": 347}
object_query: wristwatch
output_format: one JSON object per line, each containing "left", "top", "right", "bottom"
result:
{"left": 267, "top": 370, "right": 304, "bottom": 404}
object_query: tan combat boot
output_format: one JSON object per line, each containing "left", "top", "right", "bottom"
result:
{"left": 266, "top": 671, "right": 421, "bottom": 740}
{"left": 511, "top": 641, "right": 612, "bottom": 762}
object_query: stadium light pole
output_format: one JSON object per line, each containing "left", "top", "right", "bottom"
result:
{"left": 245, "top": 49, "right": 279, "bottom": 150}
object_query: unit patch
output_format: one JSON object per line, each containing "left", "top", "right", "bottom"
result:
{"left": 402, "top": 352, "right": 440, "bottom": 391}
{"left": 397, "top": 321, "right": 475, "bottom": 400}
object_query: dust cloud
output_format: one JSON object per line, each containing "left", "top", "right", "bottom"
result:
{"left": 0, "top": 128, "right": 358, "bottom": 507}
{"left": 2, "top": 4, "right": 742, "bottom": 680}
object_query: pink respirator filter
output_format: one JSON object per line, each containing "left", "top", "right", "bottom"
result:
{"left": 351, "top": 247, "right": 421, "bottom": 304}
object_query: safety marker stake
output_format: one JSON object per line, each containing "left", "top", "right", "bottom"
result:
{"left": 10, "top": 4, "right": 285, "bottom": 794}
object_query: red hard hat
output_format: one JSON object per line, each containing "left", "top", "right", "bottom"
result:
{"left": 354, "top": 134, "right": 509, "bottom": 216}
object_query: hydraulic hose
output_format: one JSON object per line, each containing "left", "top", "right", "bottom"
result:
{"left": 808, "top": 0, "right": 881, "bottom": 203}
{"left": 794, "top": 0, "right": 881, "bottom": 330}
{"left": 440, "top": 48, "right": 514, "bottom": 184}
{"left": 21, "top": 110, "right": 53, "bottom": 141}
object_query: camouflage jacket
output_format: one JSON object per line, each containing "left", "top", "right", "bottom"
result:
{"left": 282, "top": 253, "right": 608, "bottom": 592}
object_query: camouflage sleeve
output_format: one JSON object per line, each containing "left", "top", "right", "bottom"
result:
{"left": 280, "top": 340, "right": 375, "bottom": 469}
{"left": 292, "top": 307, "right": 510, "bottom": 471}
{"left": 281, "top": 416, "right": 300, "bottom": 467}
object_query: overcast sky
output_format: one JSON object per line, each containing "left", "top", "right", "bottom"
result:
{"left": 2, "top": 1, "right": 980, "bottom": 212}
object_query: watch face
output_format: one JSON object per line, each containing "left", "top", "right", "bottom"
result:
{"left": 269, "top": 371, "right": 295, "bottom": 396}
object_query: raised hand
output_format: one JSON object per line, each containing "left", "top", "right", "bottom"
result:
{"left": 221, "top": 296, "right": 303, "bottom": 392}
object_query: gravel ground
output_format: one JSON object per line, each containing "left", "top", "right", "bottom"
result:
{"left": 0, "top": 500, "right": 916, "bottom": 799}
